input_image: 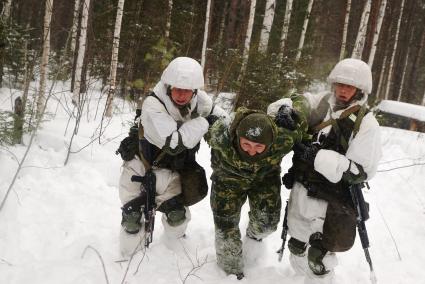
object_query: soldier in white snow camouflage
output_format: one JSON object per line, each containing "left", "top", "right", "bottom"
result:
{"left": 280, "top": 58, "right": 382, "bottom": 284}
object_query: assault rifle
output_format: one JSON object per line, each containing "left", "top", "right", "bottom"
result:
{"left": 349, "top": 182, "right": 377, "bottom": 284}
{"left": 130, "top": 170, "right": 157, "bottom": 248}
{"left": 277, "top": 200, "right": 289, "bottom": 261}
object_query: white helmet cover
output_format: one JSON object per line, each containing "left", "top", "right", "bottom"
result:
{"left": 327, "top": 58, "right": 372, "bottom": 94}
{"left": 160, "top": 57, "right": 204, "bottom": 89}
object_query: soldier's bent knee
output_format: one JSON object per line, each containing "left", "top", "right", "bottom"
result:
{"left": 158, "top": 196, "right": 187, "bottom": 227}
{"left": 121, "top": 210, "right": 143, "bottom": 234}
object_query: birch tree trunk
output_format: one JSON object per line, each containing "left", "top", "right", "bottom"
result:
{"left": 368, "top": 0, "right": 387, "bottom": 66}
{"left": 295, "top": 0, "right": 314, "bottom": 62}
{"left": 339, "top": 0, "right": 351, "bottom": 60}
{"left": 165, "top": 0, "right": 173, "bottom": 39}
{"left": 352, "top": 0, "right": 371, "bottom": 59}
{"left": 384, "top": 0, "right": 405, "bottom": 100}
{"left": 201, "top": 0, "right": 212, "bottom": 70}
{"left": 258, "top": 0, "right": 276, "bottom": 53}
{"left": 278, "top": 0, "right": 293, "bottom": 61}
{"left": 72, "top": 0, "right": 91, "bottom": 105}
{"left": 70, "top": 0, "right": 81, "bottom": 57}
{"left": 1, "top": 0, "right": 12, "bottom": 21}
{"left": 105, "top": 0, "right": 125, "bottom": 117}
{"left": 37, "top": 0, "right": 54, "bottom": 117}
{"left": 239, "top": 0, "right": 256, "bottom": 80}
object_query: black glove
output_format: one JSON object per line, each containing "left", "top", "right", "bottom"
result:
{"left": 116, "top": 135, "right": 139, "bottom": 161}
{"left": 293, "top": 143, "right": 320, "bottom": 165}
{"left": 206, "top": 114, "right": 219, "bottom": 126}
{"left": 275, "top": 105, "right": 298, "bottom": 130}
{"left": 282, "top": 169, "right": 295, "bottom": 189}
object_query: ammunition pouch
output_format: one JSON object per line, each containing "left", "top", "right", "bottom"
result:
{"left": 177, "top": 161, "right": 208, "bottom": 206}
{"left": 321, "top": 202, "right": 356, "bottom": 252}
{"left": 157, "top": 196, "right": 187, "bottom": 226}
{"left": 140, "top": 138, "right": 200, "bottom": 171}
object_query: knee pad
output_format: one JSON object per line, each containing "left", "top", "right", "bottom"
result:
{"left": 166, "top": 208, "right": 187, "bottom": 227}
{"left": 121, "top": 210, "right": 143, "bottom": 234}
{"left": 288, "top": 237, "right": 307, "bottom": 256}
{"left": 158, "top": 196, "right": 187, "bottom": 227}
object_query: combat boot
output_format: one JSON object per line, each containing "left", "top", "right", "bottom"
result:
{"left": 307, "top": 232, "right": 329, "bottom": 275}
{"left": 236, "top": 272, "right": 244, "bottom": 280}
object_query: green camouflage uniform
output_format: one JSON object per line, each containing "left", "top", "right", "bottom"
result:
{"left": 205, "top": 96, "right": 309, "bottom": 275}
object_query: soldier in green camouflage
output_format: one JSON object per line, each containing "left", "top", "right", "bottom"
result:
{"left": 205, "top": 95, "right": 309, "bottom": 279}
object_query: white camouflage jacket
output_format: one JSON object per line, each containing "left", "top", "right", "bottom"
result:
{"left": 303, "top": 91, "right": 382, "bottom": 183}
{"left": 141, "top": 82, "right": 226, "bottom": 150}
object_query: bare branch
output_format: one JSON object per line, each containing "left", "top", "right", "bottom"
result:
{"left": 120, "top": 233, "right": 146, "bottom": 284}
{"left": 81, "top": 245, "right": 110, "bottom": 284}
{"left": 0, "top": 146, "right": 20, "bottom": 165}
{"left": 176, "top": 242, "right": 209, "bottom": 284}
{"left": 377, "top": 163, "right": 425, "bottom": 173}
{"left": 0, "top": 258, "right": 13, "bottom": 266}
{"left": 375, "top": 202, "right": 402, "bottom": 261}
{"left": 0, "top": 31, "right": 70, "bottom": 213}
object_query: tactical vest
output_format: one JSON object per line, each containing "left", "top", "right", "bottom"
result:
{"left": 138, "top": 92, "right": 208, "bottom": 207}
{"left": 139, "top": 92, "right": 199, "bottom": 171}
{"left": 292, "top": 103, "right": 367, "bottom": 205}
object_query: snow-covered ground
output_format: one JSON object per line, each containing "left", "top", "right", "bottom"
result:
{"left": 1, "top": 84, "right": 425, "bottom": 284}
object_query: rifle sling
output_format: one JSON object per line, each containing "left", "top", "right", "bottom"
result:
{"left": 137, "top": 93, "right": 170, "bottom": 171}
{"left": 313, "top": 105, "right": 361, "bottom": 133}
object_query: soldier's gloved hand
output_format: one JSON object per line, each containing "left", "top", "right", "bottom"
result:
{"left": 282, "top": 170, "right": 295, "bottom": 189}
{"left": 116, "top": 135, "right": 139, "bottom": 161}
{"left": 275, "top": 105, "right": 298, "bottom": 130}
{"left": 206, "top": 114, "right": 219, "bottom": 126}
{"left": 293, "top": 143, "right": 320, "bottom": 165}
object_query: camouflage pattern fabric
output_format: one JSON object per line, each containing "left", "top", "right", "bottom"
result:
{"left": 211, "top": 173, "right": 281, "bottom": 274}
{"left": 206, "top": 95, "right": 309, "bottom": 274}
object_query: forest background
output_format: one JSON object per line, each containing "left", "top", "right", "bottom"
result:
{"left": 1, "top": 0, "right": 425, "bottom": 145}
